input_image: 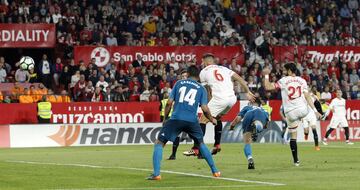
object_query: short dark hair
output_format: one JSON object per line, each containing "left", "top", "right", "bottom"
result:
{"left": 284, "top": 62, "right": 297, "bottom": 74}
{"left": 202, "top": 53, "right": 215, "bottom": 59}
{"left": 254, "top": 97, "right": 261, "bottom": 106}
{"left": 187, "top": 65, "right": 200, "bottom": 78}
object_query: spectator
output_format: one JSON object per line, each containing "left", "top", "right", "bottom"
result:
{"left": 52, "top": 57, "right": 63, "bottom": 87}
{"left": 183, "top": 17, "right": 195, "bottom": 34}
{"left": 84, "top": 81, "right": 95, "bottom": 101}
{"left": 129, "top": 84, "right": 140, "bottom": 101}
{"left": 113, "top": 86, "right": 126, "bottom": 102}
{"left": 96, "top": 75, "right": 109, "bottom": 90}
{"left": 91, "top": 87, "right": 104, "bottom": 102}
{"left": 73, "top": 75, "right": 87, "bottom": 101}
{"left": 19, "top": 88, "right": 34, "bottom": 103}
{"left": 0, "top": 61, "right": 6, "bottom": 82}
{"left": 140, "top": 85, "right": 152, "bottom": 102}
{"left": 144, "top": 16, "right": 157, "bottom": 34}
{"left": 38, "top": 54, "right": 52, "bottom": 88}
{"left": 321, "top": 86, "right": 332, "bottom": 101}
{"left": 60, "top": 66, "right": 72, "bottom": 90}
{"left": 70, "top": 70, "right": 81, "bottom": 91}
{"left": 132, "top": 54, "right": 146, "bottom": 69}
{"left": 349, "top": 69, "right": 359, "bottom": 85}
{"left": 28, "top": 68, "right": 38, "bottom": 83}
{"left": 104, "top": 87, "right": 113, "bottom": 102}
{"left": 106, "top": 33, "right": 118, "bottom": 46}
{"left": 229, "top": 58, "right": 241, "bottom": 74}
{"left": 15, "top": 67, "right": 30, "bottom": 83}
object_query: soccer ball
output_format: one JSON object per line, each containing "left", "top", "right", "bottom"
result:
{"left": 20, "top": 56, "right": 35, "bottom": 71}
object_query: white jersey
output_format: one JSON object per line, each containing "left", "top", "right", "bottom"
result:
{"left": 329, "top": 98, "right": 346, "bottom": 118}
{"left": 275, "top": 76, "right": 309, "bottom": 113}
{"left": 199, "top": 65, "right": 235, "bottom": 100}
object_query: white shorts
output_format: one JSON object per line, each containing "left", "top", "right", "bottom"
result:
{"left": 328, "top": 117, "right": 348, "bottom": 129}
{"left": 208, "top": 96, "right": 237, "bottom": 117}
{"left": 285, "top": 106, "right": 309, "bottom": 132}
{"left": 302, "top": 110, "right": 317, "bottom": 129}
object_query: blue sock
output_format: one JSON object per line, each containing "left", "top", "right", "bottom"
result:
{"left": 244, "top": 144, "right": 252, "bottom": 159}
{"left": 152, "top": 144, "right": 163, "bottom": 176}
{"left": 199, "top": 143, "right": 218, "bottom": 173}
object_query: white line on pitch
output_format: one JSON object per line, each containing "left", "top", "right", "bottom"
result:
{"left": 7, "top": 160, "right": 285, "bottom": 186}
{"left": 51, "top": 184, "right": 269, "bottom": 190}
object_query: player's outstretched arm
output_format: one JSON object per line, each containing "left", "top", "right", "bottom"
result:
{"left": 262, "top": 67, "right": 276, "bottom": 91}
{"left": 231, "top": 73, "right": 255, "bottom": 101}
{"left": 164, "top": 99, "right": 174, "bottom": 120}
{"left": 201, "top": 105, "right": 217, "bottom": 125}
{"left": 229, "top": 116, "right": 242, "bottom": 130}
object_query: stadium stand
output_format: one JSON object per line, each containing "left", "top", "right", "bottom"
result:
{"left": 0, "top": 0, "right": 359, "bottom": 102}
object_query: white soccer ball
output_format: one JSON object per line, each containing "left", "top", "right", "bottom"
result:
{"left": 20, "top": 56, "right": 35, "bottom": 71}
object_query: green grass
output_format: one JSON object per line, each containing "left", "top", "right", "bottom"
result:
{"left": 0, "top": 143, "right": 359, "bottom": 190}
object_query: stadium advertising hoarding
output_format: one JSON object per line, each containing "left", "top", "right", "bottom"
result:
{"left": 320, "top": 121, "right": 360, "bottom": 142}
{"left": 0, "top": 102, "right": 160, "bottom": 124}
{"left": 74, "top": 46, "right": 244, "bottom": 67}
{"left": 273, "top": 46, "right": 360, "bottom": 63}
{"left": 0, "top": 24, "right": 56, "bottom": 48}
{"left": 2, "top": 121, "right": 315, "bottom": 148}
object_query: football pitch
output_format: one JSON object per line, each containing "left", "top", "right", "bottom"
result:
{"left": 0, "top": 143, "right": 359, "bottom": 190}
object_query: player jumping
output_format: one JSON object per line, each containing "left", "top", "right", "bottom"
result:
{"left": 184, "top": 54, "right": 255, "bottom": 157}
{"left": 148, "top": 66, "right": 220, "bottom": 180}
{"left": 229, "top": 98, "right": 269, "bottom": 169}
{"left": 263, "top": 63, "right": 322, "bottom": 166}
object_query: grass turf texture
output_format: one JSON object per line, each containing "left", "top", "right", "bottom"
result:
{"left": 0, "top": 143, "right": 359, "bottom": 190}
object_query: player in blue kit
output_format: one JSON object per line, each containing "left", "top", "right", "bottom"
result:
{"left": 229, "top": 99, "right": 269, "bottom": 169}
{"left": 147, "top": 65, "right": 220, "bottom": 180}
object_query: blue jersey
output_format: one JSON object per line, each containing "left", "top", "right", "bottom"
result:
{"left": 169, "top": 79, "right": 208, "bottom": 122}
{"left": 241, "top": 106, "right": 269, "bottom": 133}
{"left": 246, "top": 107, "right": 269, "bottom": 126}
{"left": 238, "top": 105, "right": 255, "bottom": 118}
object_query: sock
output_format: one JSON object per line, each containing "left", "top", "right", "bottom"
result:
{"left": 199, "top": 143, "right": 218, "bottom": 173}
{"left": 290, "top": 139, "right": 298, "bottom": 163}
{"left": 214, "top": 120, "right": 222, "bottom": 146}
{"left": 244, "top": 144, "right": 252, "bottom": 160}
{"left": 312, "top": 128, "right": 319, "bottom": 146}
{"left": 304, "top": 132, "right": 309, "bottom": 136}
{"left": 152, "top": 144, "right": 163, "bottom": 176}
{"left": 344, "top": 127, "right": 350, "bottom": 141}
{"left": 195, "top": 123, "right": 207, "bottom": 155}
{"left": 281, "top": 127, "right": 286, "bottom": 138}
{"left": 325, "top": 128, "right": 335, "bottom": 139}
{"left": 200, "top": 123, "right": 206, "bottom": 135}
{"left": 172, "top": 137, "right": 180, "bottom": 156}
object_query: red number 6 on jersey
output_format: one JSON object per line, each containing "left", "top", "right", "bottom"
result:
{"left": 214, "top": 70, "right": 224, "bottom": 81}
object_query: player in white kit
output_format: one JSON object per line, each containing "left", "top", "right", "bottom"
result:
{"left": 263, "top": 63, "right": 322, "bottom": 166}
{"left": 301, "top": 92, "right": 322, "bottom": 150}
{"left": 322, "top": 90, "right": 354, "bottom": 145}
{"left": 184, "top": 54, "right": 255, "bottom": 157}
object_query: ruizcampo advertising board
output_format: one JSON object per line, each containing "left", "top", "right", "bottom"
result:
{"left": 0, "top": 24, "right": 56, "bottom": 48}
{"left": 74, "top": 46, "right": 244, "bottom": 67}
{"left": 0, "top": 101, "right": 239, "bottom": 124}
{"left": 0, "top": 102, "right": 160, "bottom": 124}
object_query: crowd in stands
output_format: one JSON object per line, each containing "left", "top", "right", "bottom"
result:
{"left": 0, "top": 0, "right": 359, "bottom": 103}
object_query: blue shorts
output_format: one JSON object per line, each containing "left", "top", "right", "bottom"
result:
{"left": 158, "top": 119, "right": 204, "bottom": 144}
{"left": 242, "top": 111, "right": 267, "bottom": 134}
